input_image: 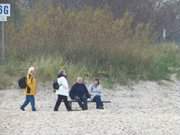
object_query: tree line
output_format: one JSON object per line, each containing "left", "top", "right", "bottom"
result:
{"left": 5, "top": 0, "right": 180, "bottom": 42}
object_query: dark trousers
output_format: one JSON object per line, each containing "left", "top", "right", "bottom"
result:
{"left": 21, "top": 95, "right": 36, "bottom": 111}
{"left": 54, "top": 95, "right": 71, "bottom": 111}
{"left": 77, "top": 97, "right": 88, "bottom": 110}
{"left": 93, "top": 96, "right": 104, "bottom": 109}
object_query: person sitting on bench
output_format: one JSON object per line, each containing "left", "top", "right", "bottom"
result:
{"left": 70, "top": 77, "right": 90, "bottom": 110}
{"left": 88, "top": 79, "right": 104, "bottom": 109}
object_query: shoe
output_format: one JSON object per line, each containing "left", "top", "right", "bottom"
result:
{"left": 68, "top": 109, "right": 72, "bottom": 112}
{"left": 97, "top": 106, "right": 104, "bottom": 109}
{"left": 67, "top": 108, "right": 72, "bottom": 111}
{"left": 82, "top": 107, "right": 88, "bottom": 110}
{"left": 82, "top": 105, "right": 88, "bottom": 110}
{"left": 20, "top": 107, "right": 25, "bottom": 111}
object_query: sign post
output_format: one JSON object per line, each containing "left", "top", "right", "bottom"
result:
{"left": 0, "top": 3, "right": 10, "bottom": 63}
{"left": 1, "top": 21, "right": 4, "bottom": 62}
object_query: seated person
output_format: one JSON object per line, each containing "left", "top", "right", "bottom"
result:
{"left": 88, "top": 79, "right": 104, "bottom": 109}
{"left": 70, "top": 77, "right": 90, "bottom": 110}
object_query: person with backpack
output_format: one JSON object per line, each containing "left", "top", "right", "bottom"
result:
{"left": 70, "top": 77, "right": 90, "bottom": 110}
{"left": 88, "top": 79, "right": 104, "bottom": 109}
{"left": 54, "top": 70, "right": 72, "bottom": 111}
{"left": 20, "top": 66, "right": 37, "bottom": 111}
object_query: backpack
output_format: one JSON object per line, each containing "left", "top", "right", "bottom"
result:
{"left": 18, "top": 76, "right": 27, "bottom": 89}
{"left": 53, "top": 79, "right": 59, "bottom": 90}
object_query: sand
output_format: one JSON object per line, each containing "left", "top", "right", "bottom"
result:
{"left": 0, "top": 80, "right": 180, "bottom": 135}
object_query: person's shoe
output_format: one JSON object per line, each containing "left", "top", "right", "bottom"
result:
{"left": 67, "top": 107, "right": 72, "bottom": 111}
{"left": 20, "top": 106, "right": 25, "bottom": 111}
{"left": 82, "top": 107, "right": 88, "bottom": 111}
{"left": 67, "top": 109, "right": 72, "bottom": 112}
{"left": 97, "top": 106, "right": 104, "bottom": 110}
{"left": 81, "top": 104, "right": 88, "bottom": 110}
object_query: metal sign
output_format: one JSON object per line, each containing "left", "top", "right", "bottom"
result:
{"left": 0, "top": 4, "right": 11, "bottom": 17}
{"left": 0, "top": 3, "right": 10, "bottom": 62}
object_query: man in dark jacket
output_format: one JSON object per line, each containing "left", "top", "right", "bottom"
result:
{"left": 70, "top": 77, "right": 90, "bottom": 110}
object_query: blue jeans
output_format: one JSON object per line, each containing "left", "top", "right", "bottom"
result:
{"left": 21, "top": 95, "right": 36, "bottom": 111}
{"left": 93, "top": 96, "right": 104, "bottom": 109}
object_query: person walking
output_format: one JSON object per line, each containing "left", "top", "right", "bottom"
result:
{"left": 20, "top": 66, "right": 37, "bottom": 111}
{"left": 54, "top": 70, "right": 72, "bottom": 111}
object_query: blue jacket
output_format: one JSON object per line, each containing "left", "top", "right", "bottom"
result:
{"left": 70, "top": 83, "right": 90, "bottom": 99}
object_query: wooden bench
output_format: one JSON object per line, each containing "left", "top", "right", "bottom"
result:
{"left": 69, "top": 100, "right": 111, "bottom": 103}
{"left": 68, "top": 99, "right": 111, "bottom": 109}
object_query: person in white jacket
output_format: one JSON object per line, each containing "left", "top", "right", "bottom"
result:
{"left": 54, "top": 70, "right": 72, "bottom": 111}
{"left": 88, "top": 79, "right": 104, "bottom": 109}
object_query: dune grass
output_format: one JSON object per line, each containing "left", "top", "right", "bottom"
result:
{"left": 1, "top": 44, "right": 180, "bottom": 89}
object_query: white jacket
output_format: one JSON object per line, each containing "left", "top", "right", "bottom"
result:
{"left": 56, "top": 76, "right": 69, "bottom": 97}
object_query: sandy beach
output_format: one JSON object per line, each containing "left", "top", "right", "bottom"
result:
{"left": 0, "top": 80, "right": 180, "bottom": 135}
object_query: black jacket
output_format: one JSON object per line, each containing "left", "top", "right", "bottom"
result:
{"left": 70, "top": 83, "right": 90, "bottom": 99}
